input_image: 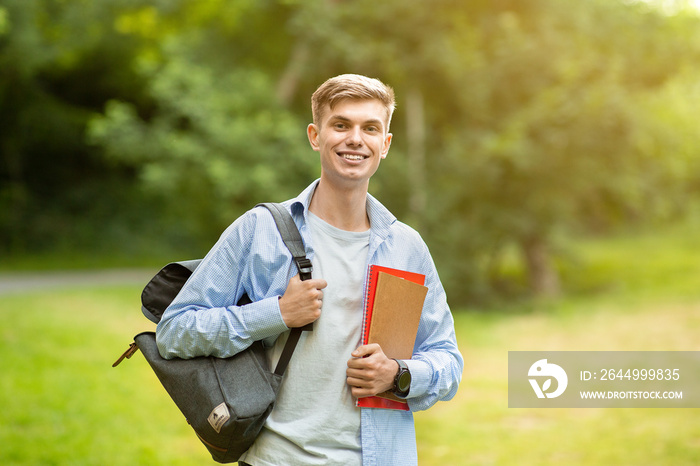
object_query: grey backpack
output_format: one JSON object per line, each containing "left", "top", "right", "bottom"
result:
{"left": 113, "top": 203, "right": 312, "bottom": 463}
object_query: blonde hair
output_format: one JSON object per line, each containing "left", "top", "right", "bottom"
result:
{"left": 311, "top": 74, "right": 396, "bottom": 130}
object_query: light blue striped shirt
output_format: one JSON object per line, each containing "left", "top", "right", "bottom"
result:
{"left": 156, "top": 179, "right": 464, "bottom": 466}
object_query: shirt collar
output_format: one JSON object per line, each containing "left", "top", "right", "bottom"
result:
{"left": 288, "top": 179, "right": 396, "bottom": 238}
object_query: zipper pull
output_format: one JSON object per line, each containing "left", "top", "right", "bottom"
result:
{"left": 112, "top": 342, "right": 139, "bottom": 367}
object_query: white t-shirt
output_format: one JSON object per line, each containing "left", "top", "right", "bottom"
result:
{"left": 240, "top": 212, "right": 370, "bottom": 466}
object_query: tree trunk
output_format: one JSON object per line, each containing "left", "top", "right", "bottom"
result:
{"left": 519, "top": 234, "right": 560, "bottom": 298}
{"left": 276, "top": 40, "right": 310, "bottom": 106}
{"left": 405, "top": 87, "right": 427, "bottom": 229}
{"left": 1, "top": 138, "right": 27, "bottom": 252}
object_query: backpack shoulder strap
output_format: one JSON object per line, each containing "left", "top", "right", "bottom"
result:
{"left": 256, "top": 202, "right": 313, "bottom": 376}
{"left": 256, "top": 203, "right": 312, "bottom": 281}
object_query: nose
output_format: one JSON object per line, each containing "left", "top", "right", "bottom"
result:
{"left": 345, "top": 126, "right": 363, "bottom": 147}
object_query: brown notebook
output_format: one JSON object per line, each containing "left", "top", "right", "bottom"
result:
{"left": 367, "top": 271, "right": 428, "bottom": 359}
{"left": 362, "top": 270, "right": 428, "bottom": 407}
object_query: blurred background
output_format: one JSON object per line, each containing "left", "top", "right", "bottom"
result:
{"left": 1, "top": 1, "right": 699, "bottom": 464}
{"left": 2, "top": 0, "right": 700, "bottom": 305}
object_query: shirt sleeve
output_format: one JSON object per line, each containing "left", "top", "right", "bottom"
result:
{"left": 156, "top": 210, "right": 291, "bottom": 359}
{"left": 403, "top": 242, "right": 464, "bottom": 412}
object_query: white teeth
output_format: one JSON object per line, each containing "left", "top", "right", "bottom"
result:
{"left": 343, "top": 154, "right": 365, "bottom": 161}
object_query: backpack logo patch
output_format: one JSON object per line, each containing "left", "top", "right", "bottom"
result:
{"left": 207, "top": 402, "right": 230, "bottom": 433}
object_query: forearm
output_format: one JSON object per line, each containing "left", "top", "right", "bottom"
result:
{"left": 156, "top": 296, "right": 289, "bottom": 359}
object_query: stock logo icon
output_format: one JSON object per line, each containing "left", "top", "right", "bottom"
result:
{"left": 528, "top": 359, "right": 568, "bottom": 399}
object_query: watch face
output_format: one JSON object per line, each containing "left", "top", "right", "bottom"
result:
{"left": 398, "top": 371, "right": 411, "bottom": 392}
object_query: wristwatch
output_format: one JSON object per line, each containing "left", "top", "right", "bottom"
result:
{"left": 392, "top": 359, "right": 411, "bottom": 398}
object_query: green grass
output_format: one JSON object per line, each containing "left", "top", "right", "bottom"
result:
{"left": 562, "top": 219, "right": 700, "bottom": 303}
{"left": 1, "top": 221, "right": 699, "bottom": 465}
{"left": 415, "top": 301, "right": 700, "bottom": 465}
{"left": 415, "top": 220, "right": 700, "bottom": 465}
{"left": 0, "top": 286, "right": 212, "bottom": 465}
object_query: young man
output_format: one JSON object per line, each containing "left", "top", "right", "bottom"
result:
{"left": 156, "top": 74, "right": 463, "bottom": 465}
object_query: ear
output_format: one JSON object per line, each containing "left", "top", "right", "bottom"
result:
{"left": 380, "top": 133, "right": 393, "bottom": 159}
{"left": 307, "top": 124, "right": 320, "bottom": 151}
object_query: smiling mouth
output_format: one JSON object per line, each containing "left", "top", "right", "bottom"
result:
{"left": 339, "top": 153, "right": 368, "bottom": 161}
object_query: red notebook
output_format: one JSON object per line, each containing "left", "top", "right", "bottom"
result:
{"left": 357, "top": 265, "right": 427, "bottom": 410}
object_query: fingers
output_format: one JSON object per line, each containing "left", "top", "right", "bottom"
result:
{"left": 279, "top": 275, "right": 327, "bottom": 328}
{"left": 289, "top": 274, "right": 327, "bottom": 288}
{"left": 300, "top": 276, "right": 326, "bottom": 307}
{"left": 346, "top": 345, "right": 398, "bottom": 397}
{"left": 290, "top": 275, "right": 327, "bottom": 306}
{"left": 310, "top": 280, "right": 326, "bottom": 306}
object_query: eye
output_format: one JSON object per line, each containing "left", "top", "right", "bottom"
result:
{"left": 334, "top": 122, "right": 347, "bottom": 130}
{"left": 366, "top": 126, "right": 379, "bottom": 133}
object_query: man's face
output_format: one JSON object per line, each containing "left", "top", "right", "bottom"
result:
{"left": 307, "top": 99, "right": 392, "bottom": 189}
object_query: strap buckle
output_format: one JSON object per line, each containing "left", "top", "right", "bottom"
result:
{"left": 294, "top": 257, "right": 313, "bottom": 281}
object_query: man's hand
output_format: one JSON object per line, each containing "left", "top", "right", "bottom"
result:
{"left": 278, "top": 274, "right": 327, "bottom": 328}
{"left": 346, "top": 344, "right": 398, "bottom": 398}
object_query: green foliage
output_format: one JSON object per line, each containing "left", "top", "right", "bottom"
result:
{"left": 87, "top": 1, "right": 318, "bottom": 244}
{"left": 89, "top": 57, "right": 316, "bottom": 243}
{"left": 425, "top": 0, "right": 700, "bottom": 303}
{"left": 4, "top": 0, "right": 700, "bottom": 305}
{"left": 0, "top": 0, "right": 151, "bottom": 255}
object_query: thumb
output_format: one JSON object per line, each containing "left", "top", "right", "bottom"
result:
{"left": 352, "top": 344, "right": 379, "bottom": 358}
{"left": 309, "top": 278, "right": 328, "bottom": 290}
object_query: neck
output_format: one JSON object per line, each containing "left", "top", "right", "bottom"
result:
{"left": 309, "top": 179, "right": 370, "bottom": 232}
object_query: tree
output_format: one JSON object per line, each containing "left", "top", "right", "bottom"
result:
{"left": 87, "top": 1, "right": 318, "bottom": 245}
{"left": 88, "top": 0, "right": 700, "bottom": 302}
{"left": 430, "top": 0, "right": 700, "bottom": 300}
{"left": 6, "top": 0, "right": 700, "bottom": 307}
{"left": 0, "top": 0, "right": 149, "bottom": 255}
